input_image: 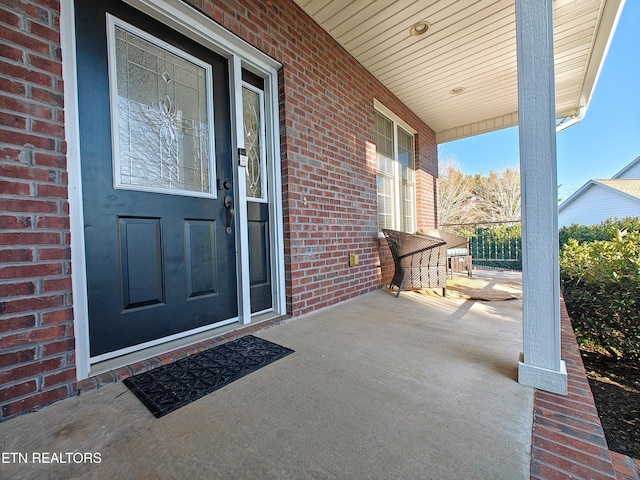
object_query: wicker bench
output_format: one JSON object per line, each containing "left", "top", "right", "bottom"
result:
{"left": 440, "top": 231, "right": 472, "bottom": 278}
{"left": 382, "top": 229, "right": 448, "bottom": 297}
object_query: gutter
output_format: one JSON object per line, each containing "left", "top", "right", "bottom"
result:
{"left": 556, "top": 0, "right": 626, "bottom": 134}
{"left": 555, "top": 105, "right": 587, "bottom": 133}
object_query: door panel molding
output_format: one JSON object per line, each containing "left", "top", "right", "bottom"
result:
{"left": 184, "top": 219, "right": 218, "bottom": 298}
{"left": 119, "top": 217, "right": 165, "bottom": 309}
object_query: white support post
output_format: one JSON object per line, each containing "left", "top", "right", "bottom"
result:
{"left": 515, "top": 0, "right": 568, "bottom": 395}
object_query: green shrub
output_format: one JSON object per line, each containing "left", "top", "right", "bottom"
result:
{"left": 559, "top": 217, "right": 640, "bottom": 248}
{"left": 560, "top": 228, "right": 640, "bottom": 359}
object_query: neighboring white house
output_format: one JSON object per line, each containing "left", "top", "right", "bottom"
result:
{"left": 614, "top": 156, "right": 640, "bottom": 178}
{"left": 558, "top": 156, "right": 640, "bottom": 227}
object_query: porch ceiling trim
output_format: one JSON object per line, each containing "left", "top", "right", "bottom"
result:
{"left": 436, "top": 111, "right": 519, "bottom": 144}
{"left": 293, "top": 0, "right": 626, "bottom": 144}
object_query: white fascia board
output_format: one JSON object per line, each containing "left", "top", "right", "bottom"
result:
{"left": 576, "top": 0, "right": 626, "bottom": 112}
{"left": 558, "top": 180, "right": 597, "bottom": 212}
{"left": 436, "top": 111, "right": 519, "bottom": 144}
{"left": 613, "top": 155, "right": 640, "bottom": 179}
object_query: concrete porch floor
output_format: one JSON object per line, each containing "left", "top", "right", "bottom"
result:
{"left": 0, "top": 272, "right": 534, "bottom": 479}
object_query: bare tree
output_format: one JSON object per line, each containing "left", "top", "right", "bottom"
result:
{"left": 437, "top": 160, "right": 476, "bottom": 225}
{"left": 438, "top": 162, "right": 521, "bottom": 226}
{"left": 473, "top": 167, "right": 521, "bottom": 222}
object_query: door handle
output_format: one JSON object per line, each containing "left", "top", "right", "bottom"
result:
{"left": 224, "top": 194, "right": 234, "bottom": 234}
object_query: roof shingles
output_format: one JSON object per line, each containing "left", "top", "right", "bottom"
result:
{"left": 596, "top": 179, "right": 640, "bottom": 200}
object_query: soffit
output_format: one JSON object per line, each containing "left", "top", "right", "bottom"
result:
{"left": 292, "top": 0, "right": 623, "bottom": 143}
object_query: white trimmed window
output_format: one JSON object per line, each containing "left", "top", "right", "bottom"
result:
{"left": 375, "top": 107, "right": 416, "bottom": 233}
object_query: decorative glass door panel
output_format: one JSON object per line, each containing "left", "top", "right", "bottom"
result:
{"left": 242, "top": 85, "right": 266, "bottom": 201}
{"left": 109, "top": 17, "right": 215, "bottom": 197}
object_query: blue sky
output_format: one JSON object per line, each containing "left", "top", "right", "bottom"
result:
{"left": 437, "top": 1, "right": 640, "bottom": 202}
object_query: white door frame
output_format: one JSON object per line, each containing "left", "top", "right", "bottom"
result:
{"left": 61, "top": 0, "right": 285, "bottom": 379}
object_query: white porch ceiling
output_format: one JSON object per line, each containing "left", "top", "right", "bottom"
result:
{"left": 292, "top": 0, "right": 624, "bottom": 143}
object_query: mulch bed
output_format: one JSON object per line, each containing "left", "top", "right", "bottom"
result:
{"left": 581, "top": 350, "right": 640, "bottom": 459}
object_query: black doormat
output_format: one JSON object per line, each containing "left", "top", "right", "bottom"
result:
{"left": 123, "top": 335, "right": 294, "bottom": 418}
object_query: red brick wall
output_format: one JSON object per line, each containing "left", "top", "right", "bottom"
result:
{"left": 0, "top": 0, "right": 76, "bottom": 420}
{"left": 186, "top": 0, "right": 439, "bottom": 314}
{"left": 0, "top": 0, "right": 438, "bottom": 419}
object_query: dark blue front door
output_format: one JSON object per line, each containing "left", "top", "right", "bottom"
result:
{"left": 75, "top": 0, "right": 238, "bottom": 358}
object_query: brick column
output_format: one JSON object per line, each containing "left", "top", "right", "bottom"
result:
{"left": 0, "top": 1, "right": 76, "bottom": 420}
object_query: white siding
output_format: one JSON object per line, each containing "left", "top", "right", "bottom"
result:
{"left": 617, "top": 161, "right": 640, "bottom": 179}
{"left": 559, "top": 184, "right": 640, "bottom": 226}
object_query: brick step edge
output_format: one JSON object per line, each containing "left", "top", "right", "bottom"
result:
{"left": 529, "top": 300, "right": 618, "bottom": 479}
{"left": 610, "top": 451, "right": 640, "bottom": 480}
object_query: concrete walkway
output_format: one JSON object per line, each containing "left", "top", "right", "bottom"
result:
{"left": 0, "top": 272, "right": 533, "bottom": 479}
